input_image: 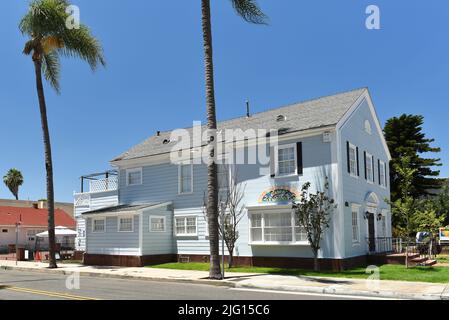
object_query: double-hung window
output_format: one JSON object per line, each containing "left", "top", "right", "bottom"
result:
{"left": 379, "top": 160, "right": 386, "bottom": 187}
{"left": 92, "top": 218, "right": 105, "bottom": 233}
{"left": 126, "top": 168, "right": 142, "bottom": 186}
{"left": 348, "top": 143, "right": 358, "bottom": 177}
{"left": 351, "top": 204, "right": 360, "bottom": 243}
{"left": 150, "top": 216, "right": 166, "bottom": 232}
{"left": 365, "top": 152, "right": 374, "bottom": 183}
{"left": 118, "top": 216, "right": 133, "bottom": 232}
{"left": 179, "top": 164, "right": 193, "bottom": 194}
{"left": 249, "top": 210, "right": 307, "bottom": 244}
{"left": 175, "top": 216, "right": 197, "bottom": 236}
{"left": 277, "top": 144, "right": 296, "bottom": 176}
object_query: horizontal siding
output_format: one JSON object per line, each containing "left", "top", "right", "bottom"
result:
{"left": 119, "top": 164, "right": 206, "bottom": 208}
{"left": 141, "top": 205, "right": 175, "bottom": 255}
{"left": 86, "top": 215, "right": 139, "bottom": 255}
{"left": 340, "top": 99, "right": 391, "bottom": 258}
{"left": 74, "top": 191, "right": 118, "bottom": 251}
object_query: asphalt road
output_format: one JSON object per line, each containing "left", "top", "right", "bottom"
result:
{"left": 0, "top": 269, "right": 375, "bottom": 300}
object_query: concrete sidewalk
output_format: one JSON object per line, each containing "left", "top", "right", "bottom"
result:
{"left": 1, "top": 260, "right": 448, "bottom": 300}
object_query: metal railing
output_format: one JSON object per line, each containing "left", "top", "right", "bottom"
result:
{"left": 366, "top": 237, "right": 394, "bottom": 254}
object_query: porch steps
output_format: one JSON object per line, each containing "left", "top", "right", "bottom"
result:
{"left": 416, "top": 259, "right": 437, "bottom": 267}
{"left": 411, "top": 256, "right": 427, "bottom": 264}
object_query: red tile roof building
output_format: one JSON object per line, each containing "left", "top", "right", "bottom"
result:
{"left": 0, "top": 206, "right": 75, "bottom": 228}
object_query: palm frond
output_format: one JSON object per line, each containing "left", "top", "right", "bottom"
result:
{"left": 19, "top": 0, "right": 69, "bottom": 37}
{"left": 42, "top": 51, "right": 61, "bottom": 93}
{"left": 230, "top": 0, "right": 268, "bottom": 24}
{"left": 23, "top": 40, "right": 35, "bottom": 55}
{"left": 59, "top": 24, "right": 106, "bottom": 70}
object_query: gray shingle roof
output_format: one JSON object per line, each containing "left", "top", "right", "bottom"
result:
{"left": 81, "top": 203, "right": 167, "bottom": 216}
{"left": 112, "top": 88, "right": 367, "bottom": 162}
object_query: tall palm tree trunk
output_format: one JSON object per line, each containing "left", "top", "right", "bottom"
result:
{"left": 201, "top": 0, "right": 222, "bottom": 280}
{"left": 33, "top": 58, "right": 57, "bottom": 269}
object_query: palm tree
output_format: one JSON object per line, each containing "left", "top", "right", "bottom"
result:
{"left": 20, "top": 0, "right": 105, "bottom": 268}
{"left": 3, "top": 169, "right": 24, "bottom": 200}
{"left": 201, "top": 0, "right": 267, "bottom": 279}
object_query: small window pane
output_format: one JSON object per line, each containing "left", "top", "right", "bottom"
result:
{"left": 352, "top": 209, "right": 359, "bottom": 242}
{"left": 151, "top": 217, "right": 165, "bottom": 232}
{"left": 251, "top": 228, "right": 262, "bottom": 242}
{"left": 251, "top": 214, "right": 262, "bottom": 228}
{"left": 93, "top": 219, "right": 105, "bottom": 232}
{"left": 119, "top": 217, "right": 133, "bottom": 232}
{"left": 128, "top": 170, "right": 141, "bottom": 185}
{"left": 264, "top": 212, "right": 292, "bottom": 242}
{"left": 366, "top": 155, "right": 373, "bottom": 182}
{"left": 180, "top": 165, "right": 192, "bottom": 193}
{"left": 186, "top": 217, "right": 196, "bottom": 234}
{"left": 175, "top": 218, "right": 185, "bottom": 235}
{"left": 278, "top": 147, "right": 296, "bottom": 175}
{"left": 349, "top": 146, "right": 357, "bottom": 175}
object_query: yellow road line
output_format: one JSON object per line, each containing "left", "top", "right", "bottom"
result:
{"left": 5, "top": 286, "right": 99, "bottom": 300}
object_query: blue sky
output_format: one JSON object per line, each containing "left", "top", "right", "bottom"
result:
{"left": 0, "top": 0, "right": 448, "bottom": 202}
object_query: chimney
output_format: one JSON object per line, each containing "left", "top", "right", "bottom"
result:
{"left": 246, "top": 100, "right": 250, "bottom": 118}
{"left": 38, "top": 200, "right": 47, "bottom": 209}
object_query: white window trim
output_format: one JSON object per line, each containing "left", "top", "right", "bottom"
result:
{"left": 92, "top": 217, "right": 106, "bottom": 233}
{"left": 365, "top": 152, "right": 374, "bottom": 184}
{"left": 248, "top": 209, "right": 308, "bottom": 245}
{"left": 126, "top": 167, "right": 142, "bottom": 186}
{"left": 117, "top": 215, "right": 134, "bottom": 233}
{"left": 348, "top": 142, "right": 358, "bottom": 178}
{"left": 351, "top": 204, "right": 361, "bottom": 245}
{"left": 174, "top": 216, "right": 198, "bottom": 237}
{"left": 178, "top": 164, "right": 194, "bottom": 195}
{"left": 379, "top": 160, "right": 387, "bottom": 188}
{"left": 275, "top": 143, "right": 298, "bottom": 178}
{"left": 149, "top": 215, "right": 166, "bottom": 233}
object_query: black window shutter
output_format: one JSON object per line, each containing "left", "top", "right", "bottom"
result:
{"left": 378, "top": 159, "right": 381, "bottom": 185}
{"left": 270, "top": 146, "right": 275, "bottom": 178}
{"left": 364, "top": 151, "right": 367, "bottom": 180}
{"left": 356, "top": 147, "right": 360, "bottom": 176}
{"left": 296, "top": 142, "right": 303, "bottom": 175}
{"left": 372, "top": 155, "right": 375, "bottom": 182}
{"left": 346, "top": 141, "right": 350, "bottom": 173}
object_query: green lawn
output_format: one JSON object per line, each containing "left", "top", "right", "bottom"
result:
{"left": 148, "top": 262, "right": 449, "bottom": 283}
{"left": 437, "top": 255, "right": 449, "bottom": 263}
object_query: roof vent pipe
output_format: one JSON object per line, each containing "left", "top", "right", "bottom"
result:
{"left": 246, "top": 100, "right": 250, "bottom": 118}
{"left": 156, "top": 131, "right": 161, "bottom": 136}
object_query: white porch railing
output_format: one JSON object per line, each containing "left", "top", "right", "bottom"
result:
{"left": 74, "top": 193, "right": 90, "bottom": 207}
{"left": 88, "top": 177, "right": 118, "bottom": 193}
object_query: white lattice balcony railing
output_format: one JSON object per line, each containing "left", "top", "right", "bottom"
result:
{"left": 74, "top": 193, "right": 90, "bottom": 207}
{"left": 88, "top": 177, "right": 118, "bottom": 193}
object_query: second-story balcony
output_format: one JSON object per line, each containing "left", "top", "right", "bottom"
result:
{"left": 74, "top": 170, "right": 118, "bottom": 207}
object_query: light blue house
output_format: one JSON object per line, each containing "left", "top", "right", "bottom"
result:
{"left": 75, "top": 88, "right": 392, "bottom": 270}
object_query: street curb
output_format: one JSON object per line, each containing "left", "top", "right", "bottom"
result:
{"left": 1, "top": 265, "right": 445, "bottom": 300}
{"left": 0, "top": 265, "right": 237, "bottom": 288}
{"left": 234, "top": 282, "right": 444, "bottom": 300}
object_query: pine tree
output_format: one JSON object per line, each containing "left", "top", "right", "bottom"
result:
{"left": 384, "top": 114, "right": 442, "bottom": 201}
